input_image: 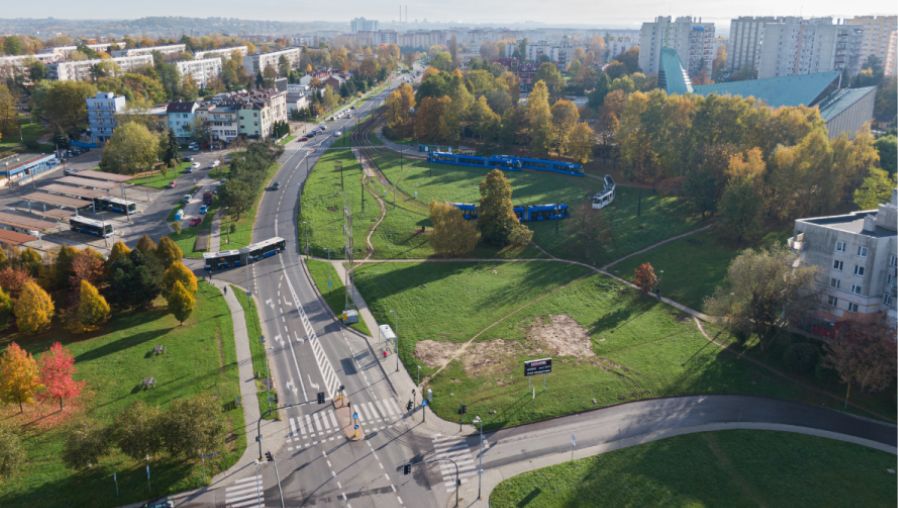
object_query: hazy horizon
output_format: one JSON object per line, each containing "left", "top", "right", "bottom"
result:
{"left": 2, "top": 0, "right": 896, "bottom": 29}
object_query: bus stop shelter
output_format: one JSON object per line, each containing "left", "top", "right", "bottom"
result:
{"left": 22, "top": 192, "right": 93, "bottom": 212}
{"left": 42, "top": 183, "right": 109, "bottom": 200}
{"left": 75, "top": 169, "right": 132, "bottom": 183}
{"left": 57, "top": 175, "right": 118, "bottom": 190}
{"left": 0, "top": 211, "right": 58, "bottom": 234}
{"left": 0, "top": 229, "right": 37, "bottom": 246}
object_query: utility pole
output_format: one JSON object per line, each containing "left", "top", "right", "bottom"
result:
{"left": 343, "top": 192, "right": 354, "bottom": 312}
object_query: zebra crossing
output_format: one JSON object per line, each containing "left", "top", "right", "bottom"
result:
{"left": 286, "top": 398, "right": 405, "bottom": 451}
{"left": 431, "top": 435, "right": 489, "bottom": 490}
{"left": 223, "top": 474, "right": 265, "bottom": 508}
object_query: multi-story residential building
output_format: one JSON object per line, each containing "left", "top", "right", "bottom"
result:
{"left": 886, "top": 30, "right": 898, "bottom": 76}
{"left": 112, "top": 43, "right": 186, "bottom": 58}
{"left": 51, "top": 55, "right": 154, "bottom": 81}
{"left": 756, "top": 18, "right": 864, "bottom": 79}
{"left": 605, "top": 33, "right": 639, "bottom": 61}
{"left": 523, "top": 40, "right": 575, "bottom": 67}
{"left": 243, "top": 48, "right": 301, "bottom": 77}
{"left": 727, "top": 16, "right": 788, "bottom": 74}
{"left": 49, "top": 42, "right": 124, "bottom": 58}
{"left": 353, "top": 30, "right": 399, "bottom": 46}
{"left": 196, "top": 104, "right": 239, "bottom": 144}
{"left": 399, "top": 30, "right": 449, "bottom": 49}
{"left": 350, "top": 17, "right": 379, "bottom": 33}
{"left": 86, "top": 91, "right": 126, "bottom": 144}
{"left": 207, "top": 89, "right": 288, "bottom": 139}
{"left": 0, "top": 53, "right": 61, "bottom": 79}
{"left": 285, "top": 84, "right": 311, "bottom": 115}
{"left": 194, "top": 46, "right": 248, "bottom": 61}
{"left": 639, "top": 16, "right": 715, "bottom": 78}
{"left": 789, "top": 191, "right": 897, "bottom": 328}
{"left": 846, "top": 15, "right": 897, "bottom": 67}
{"left": 175, "top": 58, "right": 222, "bottom": 89}
{"left": 166, "top": 101, "right": 199, "bottom": 140}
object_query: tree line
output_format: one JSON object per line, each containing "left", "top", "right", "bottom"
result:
{"left": 218, "top": 142, "right": 284, "bottom": 220}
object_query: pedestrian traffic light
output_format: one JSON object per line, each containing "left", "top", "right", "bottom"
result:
{"left": 317, "top": 391, "right": 325, "bottom": 404}
{"left": 406, "top": 400, "right": 413, "bottom": 412}
{"left": 265, "top": 451, "right": 274, "bottom": 462}
{"left": 403, "top": 463, "right": 412, "bottom": 475}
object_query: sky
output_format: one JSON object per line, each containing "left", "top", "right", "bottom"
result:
{"left": 3, "top": 0, "right": 896, "bottom": 28}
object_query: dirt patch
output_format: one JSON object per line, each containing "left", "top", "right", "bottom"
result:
{"left": 526, "top": 315, "right": 595, "bottom": 358}
{"left": 416, "top": 339, "right": 524, "bottom": 377}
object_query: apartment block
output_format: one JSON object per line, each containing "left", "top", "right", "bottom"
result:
{"left": 639, "top": 16, "right": 715, "bottom": 77}
{"left": 790, "top": 191, "right": 897, "bottom": 327}
{"left": 207, "top": 89, "right": 288, "bottom": 139}
{"left": 194, "top": 46, "right": 248, "bottom": 61}
{"left": 166, "top": 101, "right": 199, "bottom": 140}
{"left": 112, "top": 43, "right": 186, "bottom": 58}
{"left": 846, "top": 15, "right": 898, "bottom": 67}
{"left": 351, "top": 17, "right": 379, "bottom": 33}
{"left": 175, "top": 57, "right": 223, "bottom": 89}
{"left": 86, "top": 91, "right": 127, "bottom": 144}
{"left": 243, "top": 48, "right": 302, "bottom": 77}
{"left": 756, "top": 18, "right": 864, "bottom": 78}
{"left": 887, "top": 30, "right": 898, "bottom": 76}
{"left": 52, "top": 55, "right": 154, "bottom": 81}
{"left": 196, "top": 104, "right": 239, "bottom": 144}
{"left": 605, "top": 34, "right": 639, "bottom": 61}
{"left": 727, "top": 16, "right": 788, "bottom": 73}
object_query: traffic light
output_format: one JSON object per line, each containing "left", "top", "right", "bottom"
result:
{"left": 406, "top": 400, "right": 413, "bottom": 412}
{"left": 317, "top": 391, "right": 325, "bottom": 404}
{"left": 265, "top": 451, "right": 274, "bottom": 462}
{"left": 403, "top": 463, "right": 412, "bottom": 475}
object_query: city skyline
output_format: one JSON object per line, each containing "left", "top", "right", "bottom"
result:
{"left": 1, "top": 0, "right": 896, "bottom": 29}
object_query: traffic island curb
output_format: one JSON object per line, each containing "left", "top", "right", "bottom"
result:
{"left": 334, "top": 396, "right": 363, "bottom": 441}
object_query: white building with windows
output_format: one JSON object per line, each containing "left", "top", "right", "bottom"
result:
{"left": 175, "top": 57, "right": 222, "bottom": 89}
{"left": 243, "top": 48, "right": 301, "bottom": 76}
{"left": 789, "top": 191, "right": 898, "bottom": 328}
{"left": 194, "top": 46, "right": 248, "bottom": 61}
{"left": 639, "top": 16, "right": 715, "bottom": 78}
{"left": 52, "top": 55, "right": 154, "bottom": 81}
{"left": 756, "top": 18, "right": 864, "bottom": 79}
{"left": 112, "top": 43, "right": 186, "bottom": 58}
{"left": 846, "top": 15, "right": 897, "bottom": 68}
{"left": 86, "top": 91, "right": 127, "bottom": 144}
{"left": 166, "top": 101, "right": 199, "bottom": 140}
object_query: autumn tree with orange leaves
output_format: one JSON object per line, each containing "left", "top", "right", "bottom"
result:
{"left": 39, "top": 342, "right": 84, "bottom": 410}
{"left": 0, "top": 342, "right": 42, "bottom": 412}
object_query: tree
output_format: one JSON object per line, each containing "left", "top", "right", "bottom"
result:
{"left": 633, "top": 263, "right": 658, "bottom": 294}
{"left": 49, "top": 245, "right": 78, "bottom": 292}
{"left": 161, "top": 395, "right": 226, "bottom": 458}
{"left": 468, "top": 96, "right": 500, "bottom": 141}
{"left": 569, "top": 201, "right": 612, "bottom": 259}
{"left": 39, "top": 342, "right": 84, "bottom": 409}
{"left": 114, "top": 401, "right": 164, "bottom": 460}
{"left": 76, "top": 280, "right": 110, "bottom": 332}
{"left": 0, "top": 267, "right": 31, "bottom": 296}
{"left": 162, "top": 129, "right": 180, "bottom": 168}
{"left": 0, "top": 83, "right": 16, "bottom": 139}
{"left": 62, "top": 419, "right": 110, "bottom": 470}
{"left": 156, "top": 236, "right": 184, "bottom": 268}
{"left": 478, "top": 169, "right": 528, "bottom": 247}
{"left": 551, "top": 99, "right": 579, "bottom": 153}
{"left": 0, "top": 286, "right": 12, "bottom": 327}
{"left": 527, "top": 81, "right": 553, "bottom": 152}
{"left": 0, "top": 423, "right": 25, "bottom": 480}
{"left": 166, "top": 280, "right": 196, "bottom": 325}
{"left": 99, "top": 122, "right": 160, "bottom": 174}
{"left": 429, "top": 202, "right": 480, "bottom": 256}
{"left": 874, "top": 135, "right": 896, "bottom": 176}
{"left": 163, "top": 262, "right": 198, "bottom": 296}
{"left": 873, "top": 76, "right": 896, "bottom": 124}
{"left": 107, "top": 241, "right": 131, "bottom": 265}
{"left": 70, "top": 248, "right": 105, "bottom": 289}
{"left": 853, "top": 167, "right": 894, "bottom": 209}
{"left": 566, "top": 122, "right": 595, "bottom": 164}
{"left": 31, "top": 80, "right": 98, "bottom": 135}
{"left": 105, "top": 249, "right": 163, "bottom": 310}
{"left": 415, "top": 95, "right": 456, "bottom": 142}
{"left": 535, "top": 62, "right": 564, "bottom": 99}
{"left": 136, "top": 234, "right": 157, "bottom": 256}
{"left": 824, "top": 320, "right": 897, "bottom": 408}
{"left": 16, "top": 248, "right": 42, "bottom": 278}
{"left": 14, "top": 281, "right": 54, "bottom": 335}
{"left": 385, "top": 83, "right": 416, "bottom": 137}
{"left": 704, "top": 247, "right": 818, "bottom": 346}
{"left": 718, "top": 148, "right": 766, "bottom": 243}
{"left": 0, "top": 342, "right": 42, "bottom": 412}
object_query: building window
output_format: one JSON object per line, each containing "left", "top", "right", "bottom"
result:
{"left": 827, "top": 295, "right": 838, "bottom": 307}
{"left": 835, "top": 241, "right": 846, "bottom": 252}
{"left": 853, "top": 265, "right": 864, "bottom": 276}
{"left": 830, "top": 278, "right": 841, "bottom": 289}
{"left": 847, "top": 302, "right": 859, "bottom": 312}
{"left": 857, "top": 245, "right": 868, "bottom": 257}
{"left": 833, "top": 260, "right": 844, "bottom": 271}
{"left": 889, "top": 255, "right": 897, "bottom": 267}
{"left": 851, "top": 284, "right": 862, "bottom": 294}
{"left": 885, "top": 293, "right": 893, "bottom": 305}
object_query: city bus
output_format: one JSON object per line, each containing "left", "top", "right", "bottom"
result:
{"left": 69, "top": 216, "right": 113, "bottom": 237}
{"left": 95, "top": 196, "right": 137, "bottom": 214}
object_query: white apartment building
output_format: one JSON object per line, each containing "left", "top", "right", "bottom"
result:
{"left": 86, "top": 91, "right": 127, "bottom": 144}
{"left": 756, "top": 18, "right": 864, "bottom": 79}
{"left": 243, "top": 48, "right": 302, "bottom": 77}
{"left": 727, "top": 17, "right": 789, "bottom": 74}
{"left": 52, "top": 55, "right": 154, "bottom": 81}
{"left": 112, "top": 44, "right": 186, "bottom": 58}
{"left": 790, "top": 191, "right": 898, "bottom": 328}
{"left": 524, "top": 41, "right": 575, "bottom": 67}
{"left": 887, "top": 30, "right": 898, "bottom": 76}
{"left": 605, "top": 34, "right": 639, "bottom": 61}
{"left": 204, "top": 89, "right": 288, "bottom": 139}
{"left": 350, "top": 17, "right": 379, "bottom": 33}
{"left": 49, "top": 42, "right": 124, "bottom": 58}
{"left": 175, "top": 58, "right": 223, "bottom": 89}
{"left": 639, "top": 16, "right": 715, "bottom": 77}
{"left": 846, "top": 16, "right": 897, "bottom": 67}
{"left": 0, "top": 53, "right": 61, "bottom": 79}
{"left": 196, "top": 104, "right": 239, "bottom": 144}
{"left": 399, "top": 30, "right": 449, "bottom": 49}
{"left": 194, "top": 46, "right": 248, "bottom": 61}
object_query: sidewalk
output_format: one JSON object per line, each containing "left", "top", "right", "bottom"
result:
{"left": 324, "top": 258, "right": 474, "bottom": 437}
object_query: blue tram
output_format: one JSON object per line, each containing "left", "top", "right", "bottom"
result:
{"left": 427, "top": 151, "right": 583, "bottom": 176}
{"left": 452, "top": 203, "right": 569, "bottom": 222}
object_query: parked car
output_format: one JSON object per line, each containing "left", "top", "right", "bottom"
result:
{"left": 202, "top": 191, "right": 213, "bottom": 205}
{"left": 142, "top": 498, "right": 174, "bottom": 508}
{"left": 188, "top": 217, "right": 203, "bottom": 227}
{"left": 182, "top": 194, "right": 191, "bottom": 203}
{"left": 199, "top": 204, "right": 208, "bottom": 215}
{"left": 299, "top": 136, "right": 309, "bottom": 142}
{"left": 168, "top": 181, "right": 176, "bottom": 189}
{"left": 269, "top": 182, "right": 280, "bottom": 191}
{"left": 211, "top": 159, "right": 221, "bottom": 168}
{"left": 192, "top": 161, "right": 201, "bottom": 169}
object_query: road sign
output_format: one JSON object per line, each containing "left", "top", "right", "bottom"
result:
{"left": 421, "top": 399, "right": 428, "bottom": 407}
{"left": 353, "top": 412, "right": 359, "bottom": 420}
{"left": 524, "top": 358, "right": 552, "bottom": 377}
{"left": 354, "top": 424, "right": 359, "bottom": 430}
{"left": 571, "top": 434, "right": 576, "bottom": 447}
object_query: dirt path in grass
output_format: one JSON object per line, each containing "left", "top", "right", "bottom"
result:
{"left": 353, "top": 148, "right": 387, "bottom": 261}
{"left": 702, "top": 433, "right": 769, "bottom": 507}
{"left": 600, "top": 223, "right": 715, "bottom": 270}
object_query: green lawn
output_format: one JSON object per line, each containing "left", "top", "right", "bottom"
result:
{"left": 169, "top": 203, "right": 218, "bottom": 259}
{"left": 220, "top": 163, "right": 280, "bottom": 250}
{"left": 278, "top": 135, "right": 296, "bottom": 145}
{"left": 232, "top": 286, "right": 278, "bottom": 420}
{"left": 353, "top": 261, "right": 888, "bottom": 429}
{"left": 305, "top": 259, "right": 370, "bottom": 335}
{"left": 129, "top": 162, "right": 191, "bottom": 189}
{"left": 0, "top": 121, "right": 51, "bottom": 154}
{"left": 0, "top": 282, "right": 244, "bottom": 508}
{"left": 490, "top": 430, "right": 897, "bottom": 508}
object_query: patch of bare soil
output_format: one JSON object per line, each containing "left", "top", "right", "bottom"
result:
{"left": 526, "top": 315, "right": 595, "bottom": 358}
{"left": 416, "top": 339, "right": 524, "bottom": 377}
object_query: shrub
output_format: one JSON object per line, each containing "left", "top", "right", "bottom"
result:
{"left": 782, "top": 342, "right": 820, "bottom": 375}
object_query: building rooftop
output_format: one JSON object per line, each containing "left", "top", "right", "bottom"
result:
{"left": 799, "top": 210, "right": 896, "bottom": 238}
{"left": 693, "top": 71, "right": 841, "bottom": 108}
{"left": 818, "top": 86, "right": 877, "bottom": 121}
{"left": 167, "top": 101, "right": 197, "bottom": 113}
{"left": 658, "top": 48, "right": 693, "bottom": 95}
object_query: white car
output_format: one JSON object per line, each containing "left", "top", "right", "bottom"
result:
{"left": 191, "top": 162, "right": 201, "bottom": 169}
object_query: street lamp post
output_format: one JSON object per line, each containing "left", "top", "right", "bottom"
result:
{"left": 416, "top": 364, "right": 421, "bottom": 386}
{"left": 473, "top": 415, "right": 484, "bottom": 500}
{"left": 390, "top": 309, "right": 399, "bottom": 372}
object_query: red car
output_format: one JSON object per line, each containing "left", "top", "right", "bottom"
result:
{"left": 298, "top": 137, "right": 309, "bottom": 142}
{"left": 188, "top": 217, "right": 202, "bottom": 227}
{"left": 168, "top": 181, "right": 176, "bottom": 189}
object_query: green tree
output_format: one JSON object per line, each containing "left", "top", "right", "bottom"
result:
{"left": 0, "top": 423, "right": 25, "bottom": 480}
{"left": 114, "top": 401, "right": 164, "bottom": 460}
{"left": 161, "top": 395, "right": 226, "bottom": 458}
{"left": 0, "top": 83, "right": 16, "bottom": 139}
{"left": 62, "top": 419, "right": 110, "bottom": 470}
{"left": 31, "top": 80, "right": 97, "bottom": 135}
{"left": 156, "top": 236, "right": 184, "bottom": 268}
{"left": 107, "top": 240, "right": 131, "bottom": 266}
{"left": 570, "top": 201, "right": 612, "bottom": 259}
{"left": 853, "top": 167, "right": 894, "bottom": 209}
{"left": 166, "top": 280, "right": 196, "bottom": 325}
{"left": 0, "top": 286, "right": 12, "bottom": 327}
{"left": 0, "top": 342, "right": 42, "bottom": 413}
{"left": 76, "top": 279, "right": 110, "bottom": 332}
{"left": 415, "top": 95, "right": 456, "bottom": 142}
{"left": 105, "top": 249, "right": 163, "bottom": 310}
{"left": 566, "top": 122, "right": 595, "bottom": 164}
{"left": 718, "top": 178, "right": 764, "bottom": 244}
{"left": 14, "top": 281, "right": 54, "bottom": 334}
{"left": 468, "top": 96, "right": 500, "bottom": 141}
{"left": 874, "top": 77, "right": 896, "bottom": 124}
{"left": 385, "top": 83, "right": 416, "bottom": 137}
{"left": 162, "top": 129, "right": 180, "bottom": 168}
{"left": 874, "top": 135, "right": 896, "bottom": 176}
{"left": 478, "top": 169, "right": 527, "bottom": 247}
{"left": 535, "top": 62, "right": 564, "bottom": 99}
{"left": 527, "top": 80, "right": 553, "bottom": 152}
{"left": 99, "top": 122, "right": 160, "bottom": 174}
{"left": 429, "top": 202, "right": 480, "bottom": 256}
{"left": 551, "top": 99, "right": 580, "bottom": 154}
{"left": 50, "top": 245, "right": 78, "bottom": 292}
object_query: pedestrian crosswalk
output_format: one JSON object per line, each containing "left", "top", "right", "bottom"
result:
{"left": 224, "top": 474, "right": 264, "bottom": 508}
{"left": 431, "top": 435, "right": 489, "bottom": 491}
{"left": 285, "top": 398, "right": 405, "bottom": 451}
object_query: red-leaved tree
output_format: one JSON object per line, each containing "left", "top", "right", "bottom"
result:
{"left": 39, "top": 342, "right": 84, "bottom": 410}
{"left": 633, "top": 262, "right": 658, "bottom": 294}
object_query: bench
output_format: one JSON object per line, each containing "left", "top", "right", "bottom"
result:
{"left": 153, "top": 345, "right": 166, "bottom": 356}
{"left": 142, "top": 377, "right": 156, "bottom": 390}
